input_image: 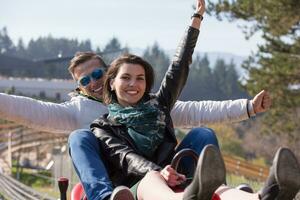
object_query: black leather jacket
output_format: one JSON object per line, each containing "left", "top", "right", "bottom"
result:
{"left": 91, "top": 26, "right": 199, "bottom": 187}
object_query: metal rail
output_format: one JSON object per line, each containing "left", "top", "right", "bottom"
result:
{"left": 0, "top": 173, "right": 57, "bottom": 200}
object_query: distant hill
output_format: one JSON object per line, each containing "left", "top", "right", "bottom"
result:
{"left": 130, "top": 47, "right": 248, "bottom": 78}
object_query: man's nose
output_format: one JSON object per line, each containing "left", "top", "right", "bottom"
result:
{"left": 90, "top": 78, "right": 98, "bottom": 87}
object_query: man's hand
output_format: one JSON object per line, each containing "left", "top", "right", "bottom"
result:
{"left": 252, "top": 90, "right": 272, "bottom": 114}
{"left": 160, "top": 165, "right": 186, "bottom": 187}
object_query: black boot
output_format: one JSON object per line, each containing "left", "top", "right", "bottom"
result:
{"left": 261, "top": 147, "right": 300, "bottom": 200}
{"left": 110, "top": 186, "right": 134, "bottom": 200}
{"left": 183, "top": 145, "right": 226, "bottom": 200}
{"left": 260, "top": 183, "right": 279, "bottom": 200}
{"left": 236, "top": 183, "right": 254, "bottom": 193}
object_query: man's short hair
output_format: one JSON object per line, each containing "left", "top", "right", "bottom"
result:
{"left": 68, "top": 51, "right": 108, "bottom": 80}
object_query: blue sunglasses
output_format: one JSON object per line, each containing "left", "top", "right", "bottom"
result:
{"left": 77, "top": 68, "right": 104, "bottom": 87}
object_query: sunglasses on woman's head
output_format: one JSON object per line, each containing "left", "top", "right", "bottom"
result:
{"left": 77, "top": 68, "right": 104, "bottom": 87}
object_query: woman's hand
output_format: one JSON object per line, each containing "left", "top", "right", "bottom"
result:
{"left": 195, "top": 0, "right": 205, "bottom": 15}
{"left": 191, "top": 0, "right": 205, "bottom": 29}
{"left": 159, "top": 165, "right": 186, "bottom": 187}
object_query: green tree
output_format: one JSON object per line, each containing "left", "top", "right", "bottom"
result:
{"left": 198, "top": 55, "right": 219, "bottom": 99}
{"left": 179, "top": 53, "right": 246, "bottom": 101}
{"left": 103, "top": 37, "right": 121, "bottom": 52}
{"left": 102, "top": 37, "right": 127, "bottom": 64}
{"left": 143, "top": 42, "right": 170, "bottom": 90}
{"left": 213, "top": 59, "right": 227, "bottom": 99}
{"left": 16, "top": 38, "right": 27, "bottom": 58}
{"left": 225, "top": 59, "right": 247, "bottom": 99}
{"left": 26, "top": 36, "right": 92, "bottom": 60}
{"left": 207, "top": 0, "right": 300, "bottom": 145}
{"left": 0, "top": 27, "right": 16, "bottom": 55}
{"left": 181, "top": 54, "right": 215, "bottom": 100}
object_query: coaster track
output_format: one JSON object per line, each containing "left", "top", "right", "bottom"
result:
{"left": 0, "top": 173, "right": 56, "bottom": 200}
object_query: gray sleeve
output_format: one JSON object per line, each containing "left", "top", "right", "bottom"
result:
{"left": 171, "top": 99, "right": 249, "bottom": 128}
{"left": 0, "top": 93, "right": 79, "bottom": 134}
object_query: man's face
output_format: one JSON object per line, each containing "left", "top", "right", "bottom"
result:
{"left": 73, "top": 58, "right": 105, "bottom": 100}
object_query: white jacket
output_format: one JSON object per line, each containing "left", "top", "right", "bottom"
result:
{"left": 0, "top": 93, "right": 250, "bottom": 134}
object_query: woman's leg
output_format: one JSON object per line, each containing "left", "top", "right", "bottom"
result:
{"left": 177, "top": 127, "right": 219, "bottom": 153}
{"left": 183, "top": 145, "right": 226, "bottom": 200}
{"left": 137, "top": 145, "right": 260, "bottom": 200}
{"left": 137, "top": 174, "right": 261, "bottom": 200}
{"left": 215, "top": 185, "right": 260, "bottom": 200}
{"left": 176, "top": 127, "right": 219, "bottom": 177}
{"left": 68, "top": 129, "right": 113, "bottom": 200}
{"left": 137, "top": 171, "right": 183, "bottom": 200}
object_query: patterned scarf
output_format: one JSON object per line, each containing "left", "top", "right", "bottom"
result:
{"left": 108, "top": 99, "right": 166, "bottom": 157}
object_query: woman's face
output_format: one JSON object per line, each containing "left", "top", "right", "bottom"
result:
{"left": 110, "top": 63, "right": 146, "bottom": 107}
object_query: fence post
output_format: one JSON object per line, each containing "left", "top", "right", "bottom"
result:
{"left": 236, "top": 160, "right": 240, "bottom": 175}
{"left": 7, "top": 131, "right": 12, "bottom": 174}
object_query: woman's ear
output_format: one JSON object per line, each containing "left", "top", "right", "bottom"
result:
{"left": 110, "top": 79, "right": 115, "bottom": 91}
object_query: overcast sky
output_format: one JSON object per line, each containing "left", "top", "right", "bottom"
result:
{"left": 1, "top": 0, "right": 263, "bottom": 56}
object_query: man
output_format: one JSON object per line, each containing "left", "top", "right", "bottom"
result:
{"left": 0, "top": 51, "right": 271, "bottom": 135}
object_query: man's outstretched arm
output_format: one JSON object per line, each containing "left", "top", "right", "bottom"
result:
{"left": 171, "top": 90, "right": 272, "bottom": 128}
{"left": 0, "top": 93, "right": 106, "bottom": 134}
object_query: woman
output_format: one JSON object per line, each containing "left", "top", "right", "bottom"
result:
{"left": 89, "top": 0, "right": 206, "bottom": 199}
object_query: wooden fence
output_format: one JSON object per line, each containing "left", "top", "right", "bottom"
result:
{"left": 223, "top": 154, "right": 269, "bottom": 182}
{"left": 1, "top": 123, "right": 271, "bottom": 182}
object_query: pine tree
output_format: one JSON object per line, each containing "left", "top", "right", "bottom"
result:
{"left": 102, "top": 37, "right": 125, "bottom": 64}
{"left": 142, "top": 43, "right": 170, "bottom": 90}
{"left": 0, "top": 27, "right": 16, "bottom": 55}
{"left": 16, "top": 39, "right": 27, "bottom": 58}
{"left": 207, "top": 0, "right": 300, "bottom": 139}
